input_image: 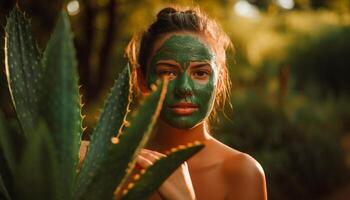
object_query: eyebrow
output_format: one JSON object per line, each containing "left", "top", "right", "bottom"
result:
{"left": 156, "top": 61, "right": 211, "bottom": 71}
{"left": 189, "top": 62, "right": 211, "bottom": 69}
{"left": 156, "top": 61, "right": 182, "bottom": 69}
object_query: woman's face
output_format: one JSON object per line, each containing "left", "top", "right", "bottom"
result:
{"left": 146, "top": 33, "right": 218, "bottom": 129}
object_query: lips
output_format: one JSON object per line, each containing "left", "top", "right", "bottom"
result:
{"left": 169, "top": 102, "right": 198, "bottom": 116}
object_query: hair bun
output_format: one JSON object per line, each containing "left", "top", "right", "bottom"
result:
{"left": 156, "top": 7, "right": 177, "bottom": 19}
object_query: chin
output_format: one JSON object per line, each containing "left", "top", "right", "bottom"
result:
{"left": 164, "top": 118, "right": 202, "bottom": 130}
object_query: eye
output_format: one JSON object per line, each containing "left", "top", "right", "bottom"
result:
{"left": 191, "top": 70, "right": 210, "bottom": 80}
{"left": 157, "top": 69, "right": 177, "bottom": 80}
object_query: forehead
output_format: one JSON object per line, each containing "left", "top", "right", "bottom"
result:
{"left": 150, "top": 32, "right": 215, "bottom": 62}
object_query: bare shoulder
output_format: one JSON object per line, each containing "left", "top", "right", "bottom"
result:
{"left": 209, "top": 139, "right": 268, "bottom": 200}
{"left": 224, "top": 151, "right": 264, "bottom": 179}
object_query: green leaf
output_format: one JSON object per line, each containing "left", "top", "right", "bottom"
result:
{"left": 14, "top": 121, "right": 59, "bottom": 200}
{"left": 122, "top": 143, "right": 204, "bottom": 200}
{"left": 78, "top": 80, "right": 168, "bottom": 200}
{"left": 42, "top": 11, "right": 82, "bottom": 198}
{"left": 75, "top": 65, "right": 132, "bottom": 198}
{"left": 4, "top": 6, "right": 44, "bottom": 138}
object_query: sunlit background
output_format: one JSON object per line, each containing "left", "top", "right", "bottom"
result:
{"left": 1, "top": 0, "right": 349, "bottom": 199}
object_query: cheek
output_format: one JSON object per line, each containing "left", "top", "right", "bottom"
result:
{"left": 194, "top": 82, "right": 216, "bottom": 106}
{"left": 201, "top": 84, "right": 216, "bottom": 118}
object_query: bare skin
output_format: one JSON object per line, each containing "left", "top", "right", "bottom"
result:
{"left": 141, "top": 120, "right": 267, "bottom": 200}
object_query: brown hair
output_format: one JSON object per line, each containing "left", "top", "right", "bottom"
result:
{"left": 125, "top": 6, "right": 232, "bottom": 122}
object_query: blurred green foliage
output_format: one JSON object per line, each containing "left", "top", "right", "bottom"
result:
{"left": 288, "top": 26, "right": 350, "bottom": 97}
{"left": 1, "top": 0, "right": 350, "bottom": 199}
{"left": 215, "top": 92, "right": 349, "bottom": 199}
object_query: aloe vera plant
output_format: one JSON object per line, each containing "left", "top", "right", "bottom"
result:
{"left": 0, "top": 7, "right": 204, "bottom": 200}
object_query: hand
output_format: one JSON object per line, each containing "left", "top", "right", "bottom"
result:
{"left": 138, "top": 149, "right": 196, "bottom": 200}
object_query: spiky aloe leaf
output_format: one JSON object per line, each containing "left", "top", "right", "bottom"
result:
{"left": 121, "top": 143, "right": 204, "bottom": 200}
{"left": 76, "top": 65, "right": 132, "bottom": 198}
{"left": 42, "top": 11, "right": 82, "bottom": 198}
{"left": 78, "top": 80, "right": 168, "bottom": 200}
{"left": 14, "top": 121, "right": 59, "bottom": 200}
{"left": 4, "top": 6, "right": 44, "bottom": 138}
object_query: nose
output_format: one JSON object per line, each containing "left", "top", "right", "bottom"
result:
{"left": 174, "top": 74, "right": 193, "bottom": 98}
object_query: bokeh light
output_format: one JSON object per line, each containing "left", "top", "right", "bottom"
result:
{"left": 276, "top": 0, "right": 295, "bottom": 10}
{"left": 67, "top": 0, "right": 80, "bottom": 16}
{"left": 233, "top": 0, "right": 260, "bottom": 19}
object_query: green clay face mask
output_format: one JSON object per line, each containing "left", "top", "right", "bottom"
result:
{"left": 147, "top": 34, "right": 218, "bottom": 129}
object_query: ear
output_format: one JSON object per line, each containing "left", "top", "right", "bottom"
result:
{"left": 136, "top": 67, "right": 149, "bottom": 95}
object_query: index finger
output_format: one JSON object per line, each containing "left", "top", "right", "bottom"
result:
{"left": 142, "top": 149, "right": 166, "bottom": 158}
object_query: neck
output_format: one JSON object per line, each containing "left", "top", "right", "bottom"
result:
{"left": 146, "top": 120, "right": 212, "bottom": 153}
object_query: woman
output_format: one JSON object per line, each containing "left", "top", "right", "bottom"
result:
{"left": 125, "top": 6, "right": 268, "bottom": 200}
